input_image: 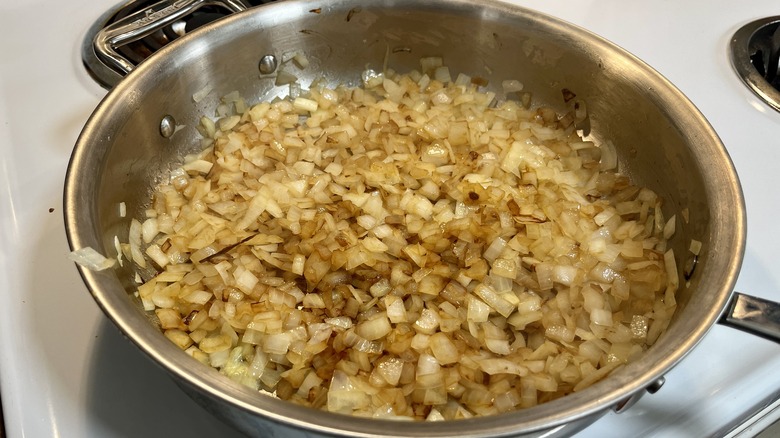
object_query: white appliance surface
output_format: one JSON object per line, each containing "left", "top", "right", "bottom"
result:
{"left": 1, "top": 0, "right": 779, "bottom": 436}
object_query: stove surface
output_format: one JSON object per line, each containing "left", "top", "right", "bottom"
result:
{"left": 1, "top": 0, "right": 779, "bottom": 437}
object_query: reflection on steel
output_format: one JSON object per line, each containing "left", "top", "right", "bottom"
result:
{"left": 159, "top": 115, "right": 176, "bottom": 138}
{"left": 721, "top": 293, "right": 780, "bottom": 343}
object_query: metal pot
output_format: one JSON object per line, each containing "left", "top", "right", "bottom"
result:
{"left": 63, "top": 0, "right": 778, "bottom": 436}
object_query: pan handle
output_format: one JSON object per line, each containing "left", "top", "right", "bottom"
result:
{"left": 93, "top": 0, "right": 249, "bottom": 77}
{"left": 719, "top": 292, "right": 780, "bottom": 343}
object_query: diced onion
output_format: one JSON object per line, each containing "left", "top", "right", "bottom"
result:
{"left": 599, "top": 140, "right": 618, "bottom": 171}
{"left": 192, "top": 84, "right": 213, "bottom": 102}
{"left": 689, "top": 239, "right": 702, "bottom": 255}
{"left": 292, "top": 52, "right": 310, "bottom": 69}
{"left": 275, "top": 69, "right": 298, "bottom": 86}
{"left": 502, "top": 79, "right": 524, "bottom": 93}
{"left": 68, "top": 247, "right": 116, "bottom": 271}
{"left": 293, "top": 97, "right": 319, "bottom": 113}
{"left": 122, "top": 60, "right": 679, "bottom": 421}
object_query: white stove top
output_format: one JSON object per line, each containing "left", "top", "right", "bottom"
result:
{"left": 1, "top": 0, "right": 779, "bottom": 436}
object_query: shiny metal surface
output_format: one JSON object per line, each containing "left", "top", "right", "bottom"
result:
{"left": 258, "top": 54, "right": 278, "bottom": 75}
{"left": 730, "top": 16, "right": 780, "bottom": 112}
{"left": 158, "top": 114, "right": 176, "bottom": 138}
{"left": 721, "top": 293, "right": 780, "bottom": 343}
{"left": 92, "top": 0, "right": 249, "bottom": 80}
{"left": 611, "top": 377, "right": 666, "bottom": 415}
{"left": 64, "top": 0, "right": 747, "bottom": 436}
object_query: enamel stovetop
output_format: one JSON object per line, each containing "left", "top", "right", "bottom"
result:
{"left": 1, "top": 0, "right": 779, "bottom": 437}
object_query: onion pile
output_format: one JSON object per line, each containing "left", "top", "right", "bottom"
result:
{"left": 123, "top": 58, "right": 677, "bottom": 420}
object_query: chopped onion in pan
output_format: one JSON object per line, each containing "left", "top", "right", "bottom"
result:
{"left": 120, "top": 60, "right": 681, "bottom": 420}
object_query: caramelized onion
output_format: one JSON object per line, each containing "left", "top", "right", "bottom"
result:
{"left": 123, "top": 59, "right": 678, "bottom": 420}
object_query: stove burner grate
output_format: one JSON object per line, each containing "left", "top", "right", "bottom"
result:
{"left": 82, "top": 0, "right": 276, "bottom": 88}
{"left": 731, "top": 16, "right": 780, "bottom": 112}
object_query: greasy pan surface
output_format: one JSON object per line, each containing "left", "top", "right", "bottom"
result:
{"left": 64, "top": 0, "right": 745, "bottom": 436}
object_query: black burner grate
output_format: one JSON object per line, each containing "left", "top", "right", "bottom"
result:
{"left": 82, "top": 0, "right": 276, "bottom": 88}
{"left": 731, "top": 16, "right": 780, "bottom": 112}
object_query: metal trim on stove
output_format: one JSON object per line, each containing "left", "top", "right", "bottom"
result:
{"left": 730, "top": 16, "right": 780, "bottom": 112}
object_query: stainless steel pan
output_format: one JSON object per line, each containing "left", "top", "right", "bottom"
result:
{"left": 64, "top": 0, "right": 779, "bottom": 436}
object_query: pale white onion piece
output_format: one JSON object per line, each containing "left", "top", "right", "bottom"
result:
{"left": 473, "top": 284, "right": 515, "bottom": 318}
{"left": 145, "top": 244, "right": 169, "bottom": 268}
{"left": 113, "top": 235, "right": 123, "bottom": 267}
{"left": 599, "top": 140, "right": 618, "bottom": 171}
{"left": 275, "top": 69, "right": 298, "bottom": 86}
{"left": 68, "top": 247, "right": 116, "bottom": 271}
{"left": 478, "top": 358, "right": 527, "bottom": 376}
{"left": 357, "top": 314, "right": 392, "bottom": 341}
{"left": 141, "top": 218, "right": 159, "bottom": 244}
{"left": 293, "top": 97, "right": 318, "bottom": 113}
{"left": 689, "top": 239, "right": 702, "bottom": 255}
{"left": 483, "top": 237, "right": 507, "bottom": 262}
{"left": 664, "top": 249, "right": 679, "bottom": 288}
{"left": 663, "top": 215, "right": 677, "bottom": 240}
{"left": 292, "top": 52, "right": 309, "bottom": 69}
{"left": 501, "top": 79, "right": 524, "bottom": 93}
{"left": 128, "top": 218, "right": 146, "bottom": 268}
{"left": 192, "top": 84, "right": 213, "bottom": 102}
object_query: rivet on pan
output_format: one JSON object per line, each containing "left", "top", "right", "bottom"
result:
{"left": 259, "top": 54, "right": 278, "bottom": 74}
{"left": 646, "top": 376, "right": 665, "bottom": 394}
{"left": 159, "top": 115, "right": 176, "bottom": 138}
